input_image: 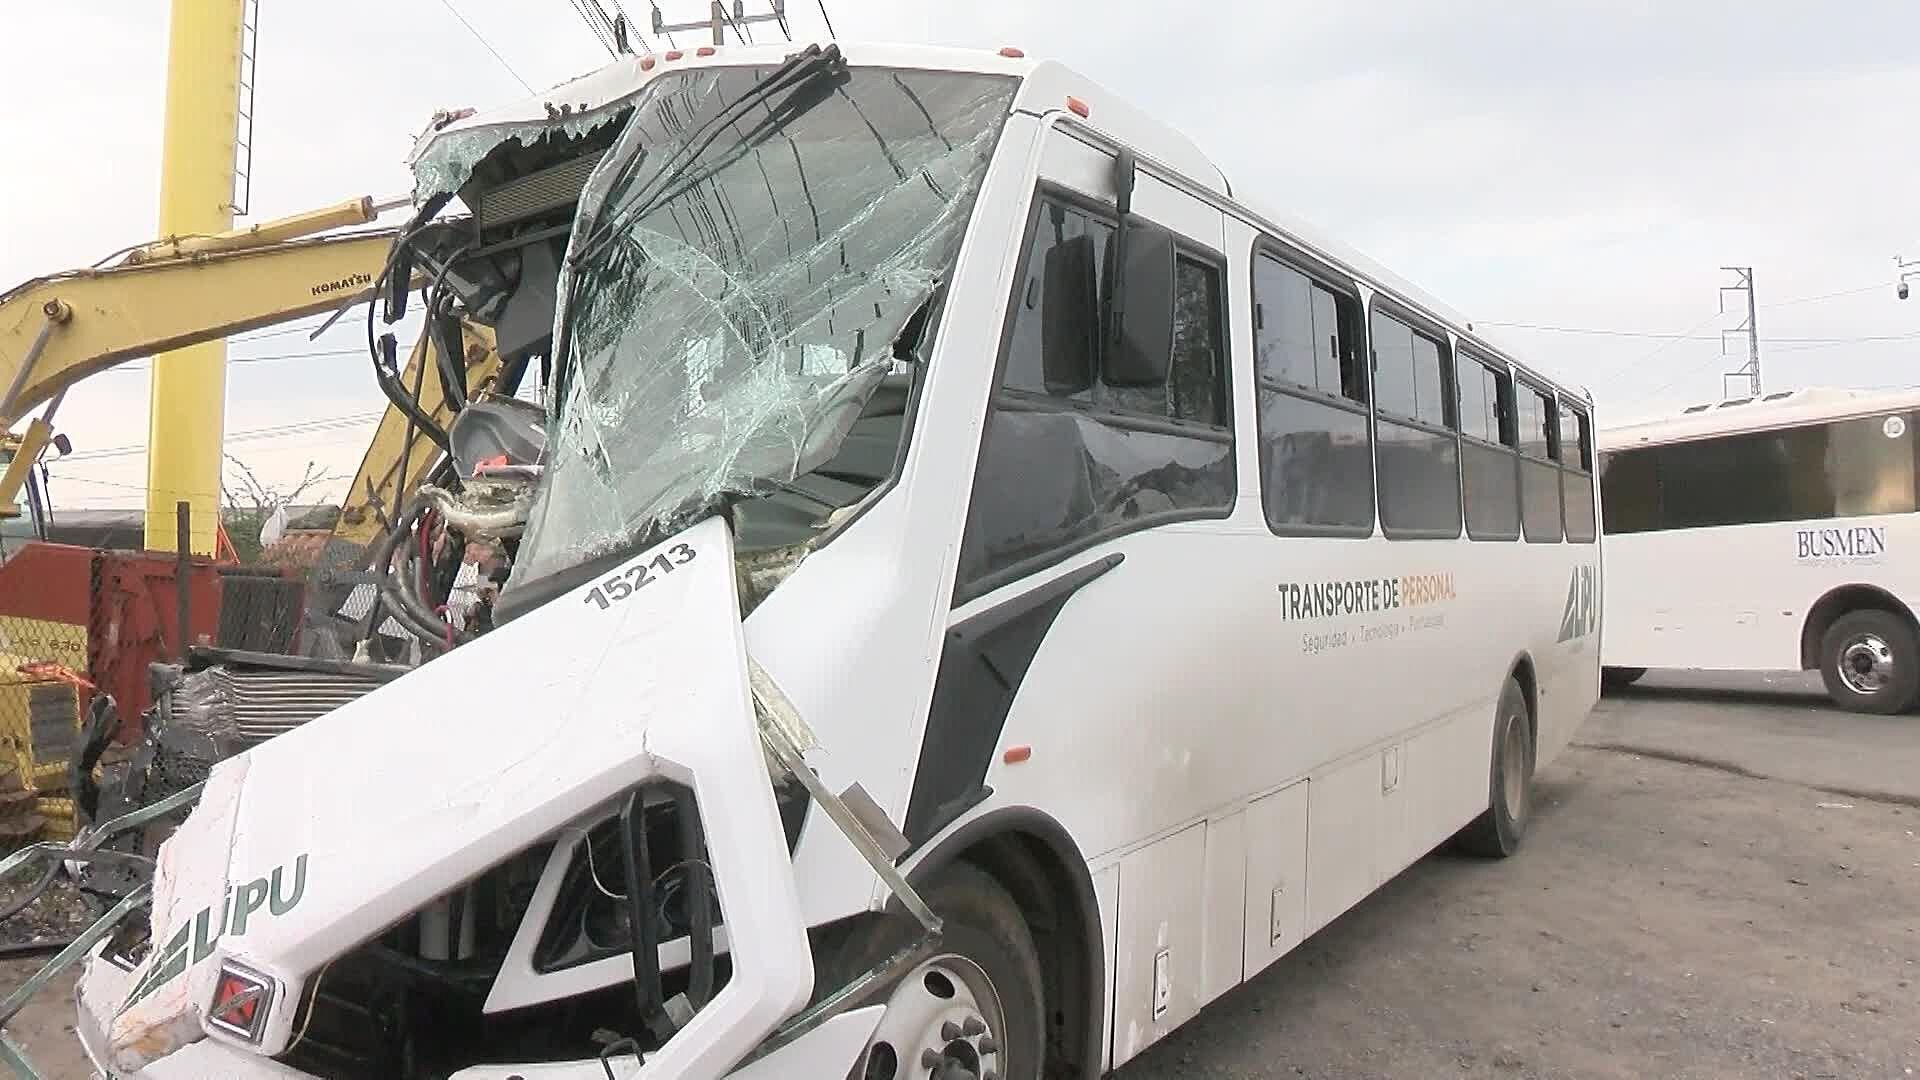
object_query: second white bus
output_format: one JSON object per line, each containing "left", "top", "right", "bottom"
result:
{"left": 1599, "top": 386, "right": 1920, "bottom": 713}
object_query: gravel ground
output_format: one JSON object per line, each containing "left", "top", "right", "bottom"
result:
{"left": 0, "top": 693, "right": 1914, "bottom": 1079}
{"left": 1117, "top": 745, "right": 1920, "bottom": 1080}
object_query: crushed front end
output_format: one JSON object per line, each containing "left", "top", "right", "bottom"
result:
{"left": 0, "top": 39, "right": 1019, "bottom": 1079}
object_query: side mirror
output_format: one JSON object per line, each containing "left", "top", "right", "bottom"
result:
{"left": 1103, "top": 216, "right": 1176, "bottom": 388}
{"left": 1040, "top": 235, "right": 1097, "bottom": 394}
{"left": 51, "top": 434, "right": 71, "bottom": 458}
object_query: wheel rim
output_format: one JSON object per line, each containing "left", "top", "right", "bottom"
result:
{"left": 1500, "top": 712, "right": 1528, "bottom": 821}
{"left": 1838, "top": 633, "right": 1894, "bottom": 695}
{"left": 861, "top": 954, "right": 1007, "bottom": 1080}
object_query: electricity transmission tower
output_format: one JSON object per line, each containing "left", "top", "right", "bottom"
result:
{"left": 1719, "top": 266, "right": 1762, "bottom": 399}
{"left": 653, "top": 1, "right": 788, "bottom": 46}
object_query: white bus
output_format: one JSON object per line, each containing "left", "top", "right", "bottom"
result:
{"left": 1599, "top": 386, "right": 1920, "bottom": 713}
{"left": 52, "top": 42, "right": 1601, "bottom": 1080}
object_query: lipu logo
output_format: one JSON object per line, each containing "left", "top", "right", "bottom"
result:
{"left": 120, "top": 853, "right": 307, "bottom": 1014}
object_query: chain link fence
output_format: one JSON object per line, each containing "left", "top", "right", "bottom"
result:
{"left": 0, "top": 612, "right": 86, "bottom": 841}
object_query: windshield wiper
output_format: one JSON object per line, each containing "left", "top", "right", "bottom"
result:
{"left": 571, "top": 43, "right": 848, "bottom": 269}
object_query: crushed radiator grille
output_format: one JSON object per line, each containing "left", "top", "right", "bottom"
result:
{"left": 203, "top": 667, "right": 388, "bottom": 743}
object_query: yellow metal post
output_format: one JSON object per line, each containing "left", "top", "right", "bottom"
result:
{"left": 144, "top": 0, "right": 248, "bottom": 554}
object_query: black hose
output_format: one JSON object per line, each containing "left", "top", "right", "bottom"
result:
{"left": 367, "top": 494, "right": 475, "bottom": 649}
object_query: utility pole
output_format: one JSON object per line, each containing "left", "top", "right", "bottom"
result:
{"left": 1719, "top": 266, "right": 1762, "bottom": 400}
{"left": 652, "top": 0, "right": 787, "bottom": 47}
{"left": 145, "top": 0, "right": 257, "bottom": 554}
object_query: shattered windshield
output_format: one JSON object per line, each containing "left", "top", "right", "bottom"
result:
{"left": 507, "top": 63, "right": 1017, "bottom": 589}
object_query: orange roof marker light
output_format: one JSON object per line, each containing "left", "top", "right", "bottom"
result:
{"left": 665, "top": 49, "right": 684, "bottom": 61}
{"left": 1003, "top": 745, "right": 1033, "bottom": 765}
{"left": 1066, "top": 96, "right": 1090, "bottom": 118}
{"left": 998, "top": 46, "right": 1025, "bottom": 58}
{"left": 697, "top": 46, "right": 716, "bottom": 56}
{"left": 640, "top": 55, "right": 657, "bottom": 71}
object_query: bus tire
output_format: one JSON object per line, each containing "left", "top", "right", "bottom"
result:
{"left": 1818, "top": 609, "right": 1920, "bottom": 715}
{"left": 1453, "top": 678, "right": 1534, "bottom": 859}
{"left": 1601, "top": 666, "right": 1647, "bottom": 691}
{"left": 823, "top": 862, "right": 1046, "bottom": 1080}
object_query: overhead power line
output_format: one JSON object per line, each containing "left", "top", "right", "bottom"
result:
{"left": 814, "top": 0, "right": 836, "bottom": 37}
{"left": 435, "top": 0, "right": 537, "bottom": 94}
{"left": 58, "top": 412, "right": 384, "bottom": 464}
{"left": 567, "top": 0, "right": 618, "bottom": 54}
{"left": 102, "top": 347, "right": 371, "bottom": 375}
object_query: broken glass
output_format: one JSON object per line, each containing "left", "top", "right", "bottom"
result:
{"left": 411, "top": 111, "right": 631, "bottom": 202}
{"left": 508, "top": 65, "right": 1018, "bottom": 589}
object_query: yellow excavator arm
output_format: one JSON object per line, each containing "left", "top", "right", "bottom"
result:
{"left": 0, "top": 196, "right": 502, "bottom": 545}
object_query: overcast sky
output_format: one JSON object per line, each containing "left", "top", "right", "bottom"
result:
{"left": 6, "top": 2, "right": 1919, "bottom": 508}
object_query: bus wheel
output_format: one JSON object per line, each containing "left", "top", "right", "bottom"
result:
{"left": 1601, "top": 666, "right": 1647, "bottom": 692}
{"left": 1819, "top": 610, "right": 1920, "bottom": 715}
{"left": 1454, "top": 678, "right": 1534, "bottom": 858}
{"left": 834, "top": 862, "right": 1045, "bottom": 1080}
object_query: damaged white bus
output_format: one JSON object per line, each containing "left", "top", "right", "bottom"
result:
{"left": 1, "top": 41, "right": 1601, "bottom": 1080}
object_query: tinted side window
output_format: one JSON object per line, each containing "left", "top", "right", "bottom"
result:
{"left": 1517, "top": 385, "right": 1556, "bottom": 461}
{"left": 1598, "top": 447, "right": 1658, "bottom": 534}
{"left": 1456, "top": 354, "right": 1514, "bottom": 447}
{"left": 957, "top": 195, "right": 1236, "bottom": 598}
{"left": 1253, "top": 255, "right": 1364, "bottom": 402}
{"left": 1376, "top": 421, "right": 1462, "bottom": 537}
{"left": 1518, "top": 382, "right": 1562, "bottom": 541}
{"left": 1598, "top": 411, "right": 1920, "bottom": 535}
{"left": 1370, "top": 311, "right": 1449, "bottom": 427}
{"left": 1459, "top": 355, "right": 1519, "bottom": 540}
{"left": 1561, "top": 403, "right": 1597, "bottom": 543}
{"left": 1372, "top": 308, "right": 1459, "bottom": 538}
{"left": 1253, "top": 250, "right": 1374, "bottom": 534}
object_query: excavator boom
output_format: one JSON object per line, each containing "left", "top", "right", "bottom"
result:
{"left": 0, "top": 196, "right": 501, "bottom": 543}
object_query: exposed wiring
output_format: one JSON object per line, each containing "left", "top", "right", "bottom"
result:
{"left": 282, "top": 958, "right": 334, "bottom": 1055}
{"left": 584, "top": 831, "right": 626, "bottom": 900}
{"left": 434, "top": 0, "right": 536, "bottom": 95}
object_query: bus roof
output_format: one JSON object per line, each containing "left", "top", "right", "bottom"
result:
{"left": 1598, "top": 385, "right": 1920, "bottom": 452}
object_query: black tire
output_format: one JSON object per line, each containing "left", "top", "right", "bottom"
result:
{"left": 1818, "top": 609, "right": 1920, "bottom": 715}
{"left": 1453, "top": 678, "right": 1534, "bottom": 858}
{"left": 818, "top": 861, "right": 1046, "bottom": 1080}
{"left": 1601, "top": 666, "right": 1647, "bottom": 692}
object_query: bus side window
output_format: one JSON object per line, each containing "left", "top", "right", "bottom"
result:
{"left": 1517, "top": 382, "right": 1563, "bottom": 542}
{"left": 1561, "top": 404, "right": 1597, "bottom": 542}
{"left": 954, "top": 192, "right": 1236, "bottom": 600}
{"left": 1370, "top": 306, "right": 1462, "bottom": 539}
{"left": 1251, "top": 248, "right": 1374, "bottom": 535}
{"left": 1458, "top": 352, "right": 1520, "bottom": 540}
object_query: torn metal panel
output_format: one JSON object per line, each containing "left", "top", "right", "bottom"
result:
{"left": 509, "top": 66, "right": 1017, "bottom": 589}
